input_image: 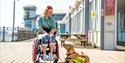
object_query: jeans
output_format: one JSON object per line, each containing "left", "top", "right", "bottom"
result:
{"left": 37, "top": 33, "right": 56, "bottom": 46}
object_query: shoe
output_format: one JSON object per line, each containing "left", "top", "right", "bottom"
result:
{"left": 48, "top": 53, "right": 53, "bottom": 61}
{"left": 42, "top": 54, "right": 47, "bottom": 61}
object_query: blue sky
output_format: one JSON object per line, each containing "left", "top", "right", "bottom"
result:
{"left": 0, "top": 0, "right": 75, "bottom": 27}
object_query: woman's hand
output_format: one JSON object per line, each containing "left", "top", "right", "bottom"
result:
{"left": 49, "top": 29, "right": 55, "bottom": 35}
{"left": 45, "top": 32, "right": 49, "bottom": 36}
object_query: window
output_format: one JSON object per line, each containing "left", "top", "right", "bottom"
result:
{"left": 121, "top": 19, "right": 125, "bottom": 29}
{"left": 121, "top": 15, "right": 125, "bottom": 30}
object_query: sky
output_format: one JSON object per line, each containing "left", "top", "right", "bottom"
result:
{"left": 0, "top": 0, "right": 75, "bottom": 27}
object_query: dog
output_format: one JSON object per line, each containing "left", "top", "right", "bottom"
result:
{"left": 63, "top": 43, "right": 90, "bottom": 63}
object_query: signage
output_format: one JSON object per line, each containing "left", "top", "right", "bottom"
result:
{"left": 104, "top": 0, "right": 115, "bottom": 16}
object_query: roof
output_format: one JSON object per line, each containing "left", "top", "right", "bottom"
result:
{"left": 23, "top": 5, "right": 37, "bottom": 10}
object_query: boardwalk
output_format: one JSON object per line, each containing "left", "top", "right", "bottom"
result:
{"left": 0, "top": 38, "right": 125, "bottom": 63}
{"left": 0, "top": 39, "right": 33, "bottom": 63}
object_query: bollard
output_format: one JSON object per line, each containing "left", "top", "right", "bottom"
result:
{"left": 17, "top": 27, "right": 19, "bottom": 41}
{"left": 2, "top": 26, "right": 5, "bottom": 41}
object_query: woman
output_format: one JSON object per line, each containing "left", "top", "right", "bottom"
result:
{"left": 37, "top": 6, "right": 56, "bottom": 61}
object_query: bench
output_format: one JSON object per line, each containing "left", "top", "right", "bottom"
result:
{"left": 59, "top": 34, "right": 71, "bottom": 46}
{"left": 59, "top": 34, "right": 86, "bottom": 47}
{"left": 72, "top": 34, "right": 86, "bottom": 47}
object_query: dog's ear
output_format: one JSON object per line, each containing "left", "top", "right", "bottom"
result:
{"left": 68, "top": 44, "right": 74, "bottom": 48}
{"left": 63, "top": 43, "right": 71, "bottom": 47}
{"left": 63, "top": 43, "right": 74, "bottom": 50}
{"left": 63, "top": 43, "right": 70, "bottom": 50}
{"left": 63, "top": 43, "right": 68, "bottom": 49}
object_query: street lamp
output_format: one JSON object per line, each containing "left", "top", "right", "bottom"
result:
{"left": 12, "top": 0, "right": 19, "bottom": 41}
{"left": 69, "top": 6, "right": 72, "bottom": 34}
{"left": 12, "top": 0, "right": 16, "bottom": 42}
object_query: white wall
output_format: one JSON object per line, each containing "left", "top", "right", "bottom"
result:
{"left": 104, "top": 16, "right": 116, "bottom": 50}
{"left": 65, "top": 20, "right": 69, "bottom": 33}
{"left": 95, "top": 0, "right": 101, "bottom": 47}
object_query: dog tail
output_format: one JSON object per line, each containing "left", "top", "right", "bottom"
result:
{"left": 81, "top": 51, "right": 84, "bottom": 55}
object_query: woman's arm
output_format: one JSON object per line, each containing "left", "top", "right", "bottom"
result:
{"left": 38, "top": 28, "right": 47, "bottom": 34}
{"left": 37, "top": 17, "right": 48, "bottom": 34}
{"left": 49, "top": 17, "right": 56, "bottom": 35}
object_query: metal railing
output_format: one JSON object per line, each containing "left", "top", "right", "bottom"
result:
{"left": 0, "top": 27, "right": 35, "bottom": 42}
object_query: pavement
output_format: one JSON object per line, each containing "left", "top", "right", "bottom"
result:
{"left": 0, "top": 39, "right": 34, "bottom": 63}
{"left": 0, "top": 38, "right": 125, "bottom": 63}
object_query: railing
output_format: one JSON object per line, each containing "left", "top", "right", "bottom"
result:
{"left": 0, "top": 27, "right": 35, "bottom": 42}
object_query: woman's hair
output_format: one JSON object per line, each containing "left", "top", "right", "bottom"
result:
{"left": 43, "top": 6, "right": 53, "bottom": 17}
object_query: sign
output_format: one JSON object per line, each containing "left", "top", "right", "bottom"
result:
{"left": 60, "top": 24, "right": 65, "bottom": 33}
{"left": 91, "top": 11, "right": 96, "bottom": 17}
{"left": 52, "top": 14, "right": 66, "bottom": 21}
{"left": 104, "top": 0, "right": 115, "bottom": 16}
{"left": 104, "top": 16, "right": 115, "bottom": 32}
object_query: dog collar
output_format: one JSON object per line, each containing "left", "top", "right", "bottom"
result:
{"left": 67, "top": 52, "right": 76, "bottom": 56}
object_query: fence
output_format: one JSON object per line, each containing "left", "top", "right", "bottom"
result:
{"left": 0, "top": 27, "right": 35, "bottom": 42}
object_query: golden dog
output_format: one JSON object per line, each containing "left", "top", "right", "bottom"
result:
{"left": 63, "top": 43, "right": 90, "bottom": 63}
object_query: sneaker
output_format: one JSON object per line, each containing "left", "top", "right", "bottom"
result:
{"left": 42, "top": 54, "right": 47, "bottom": 61}
{"left": 48, "top": 53, "right": 53, "bottom": 61}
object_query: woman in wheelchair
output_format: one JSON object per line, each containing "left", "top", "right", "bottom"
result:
{"left": 36, "top": 6, "right": 57, "bottom": 61}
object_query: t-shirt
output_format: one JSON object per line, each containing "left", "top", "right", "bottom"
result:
{"left": 38, "top": 16, "right": 56, "bottom": 33}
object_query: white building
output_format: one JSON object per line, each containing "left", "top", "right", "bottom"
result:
{"left": 62, "top": 0, "right": 125, "bottom": 50}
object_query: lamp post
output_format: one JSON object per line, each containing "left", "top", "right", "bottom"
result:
{"left": 69, "top": 13, "right": 71, "bottom": 33}
{"left": 84, "top": 0, "right": 89, "bottom": 46}
{"left": 69, "top": 6, "right": 72, "bottom": 34}
{"left": 100, "top": 0, "right": 104, "bottom": 50}
{"left": 12, "top": 0, "right": 16, "bottom": 42}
